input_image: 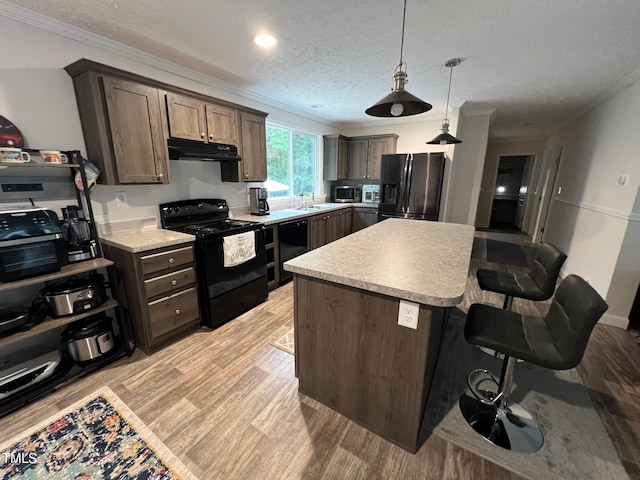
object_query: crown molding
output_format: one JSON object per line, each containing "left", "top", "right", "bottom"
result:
{"left": 555, "top": 65, "right": 640, "bottom": 132}
{"left": 0, "top": 0, "right": 337, "bottom": 128}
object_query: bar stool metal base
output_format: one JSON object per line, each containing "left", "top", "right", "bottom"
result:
{"left": 459, "top": 391, "right": 544, "bottom": 453}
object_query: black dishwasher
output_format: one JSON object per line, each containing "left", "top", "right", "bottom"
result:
{"left": 278, "top": 219, "right": 308, "bottom": 284}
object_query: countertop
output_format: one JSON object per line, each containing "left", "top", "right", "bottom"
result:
{"left": 98, "top": 202, "right": 376, "bottom": 252}
{"left": 233, "top": 202, "right": 378, "bottom": 225}
{"left": 100, "top": 229, "right": 195, "bottom": 253}
{"left": 283, "top": 218, "right": 475, "bottom": 307}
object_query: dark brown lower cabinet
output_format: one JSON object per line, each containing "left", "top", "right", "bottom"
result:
{"left": 102, "top": 242, "right": 201, "bottom": 353}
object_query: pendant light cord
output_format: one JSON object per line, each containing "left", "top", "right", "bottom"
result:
{"left": 444, "top": 65, "right": 453, "bottom": 122}
{"left": 398, "top": 0, "right": 407, "bottom": 67}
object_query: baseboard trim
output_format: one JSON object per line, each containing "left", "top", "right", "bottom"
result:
{"left": 599, "top": 313, "right": 629, "bottom": 330}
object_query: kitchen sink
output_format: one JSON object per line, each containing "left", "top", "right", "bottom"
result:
{"left": 296, "top": 204, "right": 334, "bottom": 210}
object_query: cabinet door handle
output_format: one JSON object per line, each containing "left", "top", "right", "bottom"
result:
{"left": 175, "top": 309, "right": 181, "bottom": 315}
{"left": 209, "top": 134, "right": 214, "bottom": 140}
{"left": 245, "top": 174, "right": 249, "bottom": 180}
{"left": 171, "top": 279, "right": 178, "bottom": 286}
{"left": 200, "top": 133, "right": 206, "bottom": 138}
{"left": 168, "top": 258, "right": 175, "bottom": 264}
{"left": 157, "top": 173, "right": 164, "bottom": 181}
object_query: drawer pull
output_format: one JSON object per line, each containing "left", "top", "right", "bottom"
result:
{"left": 175, "top": 309, "right": 181, "bottom": 315}
{"left": 168, "top": 258, "right": 175, "bottom": 264}
{"left": 171, "top": 279, "right": 178, "bottom": 286}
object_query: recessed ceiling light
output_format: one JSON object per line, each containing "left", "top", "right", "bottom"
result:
{"left": 311, "top": 104, "right": 323, "bottom": 109}
{"left": 254, "top": 33, "right": 278, "bottom": 49}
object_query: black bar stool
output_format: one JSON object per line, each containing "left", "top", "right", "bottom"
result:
{"left": 476, "top": 242, "right": 567, "bottom": 359}
{"left": 477, "top": 242, "right": 567, "bottom": 310}
{"left": 459, "top": 275, "right": 608, "bottom": 453}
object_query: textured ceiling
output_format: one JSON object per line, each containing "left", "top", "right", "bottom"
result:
{"left": 5, "top": 0, "right": 640, "bottom": 138}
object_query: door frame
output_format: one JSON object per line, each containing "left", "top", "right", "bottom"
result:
{"left": 490, "top": 153, "right": 536, "bottom": 231}
{"left": 532, "top": 147, "right": 563, "bottom": 243}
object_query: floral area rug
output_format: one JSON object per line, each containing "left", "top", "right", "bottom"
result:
{"left": 0, "top": 387, "right": 198, "bottom": 479}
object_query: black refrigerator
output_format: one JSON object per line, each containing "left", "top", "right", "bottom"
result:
{"left": 377, "top": 152, "right": 446, "bottom": 222}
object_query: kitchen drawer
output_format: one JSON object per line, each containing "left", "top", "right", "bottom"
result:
{"left": 144, "top": 267, "right": 196, "bottom": 298}
{"left": 147, "top": 287, "right": 199, "bottom": 339}
{"left": 140, "top": 246, "right": 193, "bottom": 275}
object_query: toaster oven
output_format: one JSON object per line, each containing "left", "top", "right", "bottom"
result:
{"left": 0, "top": 207, "right": 68, "bottom": 282}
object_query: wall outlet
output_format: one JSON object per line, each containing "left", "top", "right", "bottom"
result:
{"left": 398, "top": 300, "right": 419, "bottom": 329}
{"left": 115, "top": 191, "right": 127, "bottom": 207}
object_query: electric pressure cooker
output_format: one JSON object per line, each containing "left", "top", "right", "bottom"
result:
{"left": 61, "top": 316, "right": 115, "bottom": 364}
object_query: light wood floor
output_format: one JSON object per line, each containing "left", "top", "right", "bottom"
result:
{"left": 1, "top": 230, "right": 638, "bottom": 479}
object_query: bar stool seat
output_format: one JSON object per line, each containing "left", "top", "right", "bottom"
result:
{"left": 459, "top": 274, "right": 608, "bottom": 453}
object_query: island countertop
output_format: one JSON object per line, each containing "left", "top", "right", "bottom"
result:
{"left": 284, "top": 218, "right": 475, "bottom": 307}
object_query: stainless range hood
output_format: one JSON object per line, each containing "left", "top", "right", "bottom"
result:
{"left": 167, "top": 138, "right": 241, "bottom": 161}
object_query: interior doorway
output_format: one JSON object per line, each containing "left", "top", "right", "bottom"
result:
{"left": 490, "top": 155, "right": 534, "bottom": 231}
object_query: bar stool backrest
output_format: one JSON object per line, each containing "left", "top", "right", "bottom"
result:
{"left": 544, "top": 274, "right": 608, "bottom": 369}
{"left": 530, "top": 243, "right": 568, "bottom": 299}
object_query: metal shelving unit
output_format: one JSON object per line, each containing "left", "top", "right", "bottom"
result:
{"left": 0, "top": 151, "right": 136, "bottom": 417}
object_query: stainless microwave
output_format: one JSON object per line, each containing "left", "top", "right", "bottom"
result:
{"left": 333, "top": 185, "right": 361, "bottom": 203}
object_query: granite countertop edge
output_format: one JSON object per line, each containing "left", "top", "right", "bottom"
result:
{"left": 100, "top": 230, "right": 196, "bottom": 253}
{"left": 283, "top": 265, "right": 466, "bottom": 307}
{"left": 283, "top": 219, "right": 474, "bottom": 307}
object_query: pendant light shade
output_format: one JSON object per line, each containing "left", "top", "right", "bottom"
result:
{"left": 365, "top": 0, "right": 432, "bottom": 118}
{"left": 427, "top": 59, "right": 462, "bottom": 145}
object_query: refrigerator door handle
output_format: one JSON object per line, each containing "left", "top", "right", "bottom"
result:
{"left": 404, "top": 154, "right": 414, "bottom": 213}
{"left": 401, "top": 153, "right": 411, "bottom": 213}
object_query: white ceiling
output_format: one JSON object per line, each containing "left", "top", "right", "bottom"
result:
{"left": 6, "top": 0, "right": 640, "bottom": 138}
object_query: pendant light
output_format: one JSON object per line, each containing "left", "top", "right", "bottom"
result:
{"left": 365, "top": 0, "right": 432, "bottom": 118}
{"left": 427, "top": 58, "right": 462, "bottom": 145}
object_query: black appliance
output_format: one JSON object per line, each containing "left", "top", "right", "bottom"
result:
{"left": 167, "top": 138, "right": 241, "bottom": 161}
{"left": 160, "top": 199, "right": 267, "bottom": 329}
{"left": 249, "top": 187, "right": 270, "bottom": 216}
{"left": 0, "top": 207, "right": 68, "bottom": 282}
{"left": 278, "top": 219, "right": 308, "bottom": 284}
{"left": 378, "top": 152, "right": 446, "bottom": 222}
{"left": 61, "top": 205, "right": 97, "bottom": 263}
{"left": 0, "top": 349, "right": 62, "bottom": 400}
{"left": 0, "top": 303, "right": 30, "bottom": 337}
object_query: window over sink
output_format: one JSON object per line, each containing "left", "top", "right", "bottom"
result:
{"left": 266, "top": 123, "right": 318, "bottom": 198}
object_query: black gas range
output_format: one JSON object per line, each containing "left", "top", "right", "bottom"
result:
{"left": 160, "top": 199, "right": 268, "bottom": 329}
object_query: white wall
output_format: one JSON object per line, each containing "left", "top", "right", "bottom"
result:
{"left": 543, "top": 78, "right": 640, "bottom": 327}
{"left": 0, "top": 14, "right": 337, "bottom": 226}
{"left": 476, "top": 138, "right": 547, "bottom": 231}
{"left": 446, "top": 111, "right": 492, "bottom": 225}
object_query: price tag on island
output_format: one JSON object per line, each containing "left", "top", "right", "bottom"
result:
{"left": 398, "top": 300, "right": 419, "bottom": 329}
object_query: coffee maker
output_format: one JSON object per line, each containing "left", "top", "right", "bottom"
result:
{"left": 61, "top": 206, "right": 97, "bottom": 262}
{"left": 249, "top": 187, "right": 270, "bottom": 216}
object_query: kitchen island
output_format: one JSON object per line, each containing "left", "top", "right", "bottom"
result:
{"left": 284, "top": 218, "right": 474, "bottom": 453}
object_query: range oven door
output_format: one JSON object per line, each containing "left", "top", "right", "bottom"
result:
{"left": 195, "top": 227, "right": 268, "bottom": 328}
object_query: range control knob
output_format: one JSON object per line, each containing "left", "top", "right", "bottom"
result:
{"left": 197, "top": 202, "right": 204, "bottom": 209}
{"left": 165, "top": 207, "right": 173, "bottom": 215}
{"left": 174, "top": 206, "right": 180, "bottom": 213}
